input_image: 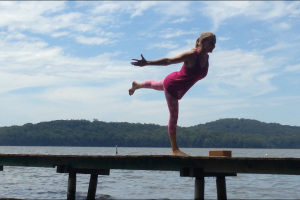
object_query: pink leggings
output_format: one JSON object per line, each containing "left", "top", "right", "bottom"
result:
{"left": 142, "top": 80, "right": 178, "bottom": 136}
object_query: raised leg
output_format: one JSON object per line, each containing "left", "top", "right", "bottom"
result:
{"left": 129, "top": 81, "right": 142, "bottom": 95}
{"left": 129, "top": 80, "right": 164, "bottom": 95}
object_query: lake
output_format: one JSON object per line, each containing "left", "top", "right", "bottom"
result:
{"left": 0, "top": 146, "right": 300, "bottom": 199}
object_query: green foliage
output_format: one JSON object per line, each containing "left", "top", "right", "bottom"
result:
{"left": 0, "top": 118, "right": 299, "bottom": 148}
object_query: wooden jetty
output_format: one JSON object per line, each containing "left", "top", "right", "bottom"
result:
{"left": 1, "top": 153, "right": 300, "bottom": 200}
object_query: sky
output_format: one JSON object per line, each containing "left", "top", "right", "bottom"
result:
{"left": 0, "top": 1, "right": 300, "bottom": 128}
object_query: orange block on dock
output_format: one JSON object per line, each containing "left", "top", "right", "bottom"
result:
{"left": 209, "top": 150, "right": 232, "bottom": 157}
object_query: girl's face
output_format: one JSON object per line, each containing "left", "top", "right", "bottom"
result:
{"left": 202, "top": 36, "right": 216, "bottom": 53}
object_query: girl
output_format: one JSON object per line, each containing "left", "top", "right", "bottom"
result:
{"left": 129, "top": 32, "right": 216, "bottom": 156}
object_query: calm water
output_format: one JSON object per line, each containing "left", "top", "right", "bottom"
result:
{"left": 0, "top": 147, "right": 300, "bottom": 199}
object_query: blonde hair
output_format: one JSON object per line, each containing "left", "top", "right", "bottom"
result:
{"left": 195, "top": 32, "right": 216, "bottom": 49}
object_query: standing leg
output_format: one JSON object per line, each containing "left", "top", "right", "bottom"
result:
{"left": 129, "top": 79, "right": 187, "bottom": 156}
{"left": 164, "top": 90, "right": 188, "bottom": 156}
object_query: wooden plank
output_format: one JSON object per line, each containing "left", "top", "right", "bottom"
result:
{"left": 1, "top": 154, "right": 300, "bottom": 175}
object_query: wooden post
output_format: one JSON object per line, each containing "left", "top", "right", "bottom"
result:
{"left": 194, "top": 177, "right": 204, "bottom": 200}
{"left": 87, "top": 174, "right": 98, "bottom": 200}
{"left": 67, "top": 172, "right": 76, "bottom": 200}
{"left": 216, "top": 176, "right": 227, "bottom": 200}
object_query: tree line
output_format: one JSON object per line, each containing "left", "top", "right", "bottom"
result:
{"left": 0, "top": 118, "right": 299, "bottom": 148}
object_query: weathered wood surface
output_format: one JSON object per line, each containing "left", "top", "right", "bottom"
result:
{"left": 1, "top": 154, "right": 300, "bottom": 175}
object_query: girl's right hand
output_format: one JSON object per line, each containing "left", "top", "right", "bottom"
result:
{"left": 131, "top": 54, "right": 147, "bottom": 67}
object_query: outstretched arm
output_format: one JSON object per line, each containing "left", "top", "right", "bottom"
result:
{"left": 131, "top": 51, "right": 194, "bottom": 67}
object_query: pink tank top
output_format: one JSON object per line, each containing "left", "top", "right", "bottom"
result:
{"left": 163, "top": 49, "right": 209, "bottom": 100}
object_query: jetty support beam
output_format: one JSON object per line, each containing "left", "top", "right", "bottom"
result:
{"left": 180, "top": 167, "right": 235, "bottom": 200}
{"left": 56, "top": 165, "right": 110, "bottom": 200}
{"left": 67, "top": 172, "right": 76, "bottom": 200}
{"left": 87, "top": 174, "right": 98, "bottom": 200}
{"left": 216, "top": 176, "right": 227, "bottom": 200}
{"left": 195, "top": 176, "right": 205, "bottom": 200}
{"left": 180, "top": 168, "right": 205, "bottom": 200}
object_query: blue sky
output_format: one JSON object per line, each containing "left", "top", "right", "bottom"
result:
{"left": 0, "top": 1, "right": 300, "bottom": 127}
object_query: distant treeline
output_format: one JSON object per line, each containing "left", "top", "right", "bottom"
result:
{"left": 0, "top": 118, "right": 300, "bottom": 148}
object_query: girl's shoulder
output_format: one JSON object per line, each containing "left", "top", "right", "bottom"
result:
{"left": 179, "top": 49, "right": 198, "bottom": 61}
{"left": 184, "top": 49, "right": 198, "bottom": 55}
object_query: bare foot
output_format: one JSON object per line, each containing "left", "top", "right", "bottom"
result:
{"left": 129, "top": 81, "right": 141, "bottom": 96}
{"left": 172, "top": 149, "right": 189, "bottom": 156}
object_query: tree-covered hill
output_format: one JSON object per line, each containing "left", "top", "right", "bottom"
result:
{"left": 0, "top": 118, "right": 299, "bottom": 148}
{"left": 0, "top": 120, "right": 169, "bottom": 147}
{"left": 192, "top": 118, "right": 300, "bottom": 136}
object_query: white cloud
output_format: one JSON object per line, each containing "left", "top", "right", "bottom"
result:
{"left": 201, "top": 1, "right": 300, "bottom": 30}
{"left": 247, "top": 38, "right": 260, "bottom": 45}
{"left": 261, "top": 42, "right": 300, "bottom": 54}
{"left": 180, "top": 96, "right": 250, "bottom": 124}
{"left": 130, "top": 2, "right": 157, "bottom": 18}
{"left": 0, "top": 2, "right": 121, "bottom": 46}
{"left": 170, "top": 18, "right": 189, "bottom": 24}
{"left": 0, "top": 32, "right": 27, "bottom": 41}
{"left": 0, "top": 33, "right": 166, "bottom": 97}
{"left": 0, "top": 72, "right": 59, "bottom": 94}
{"left": 278, "top": 22, "right": 291, "bottom": 30}
{"left": 164, "top": 40, "right": 195, "bottom": 58}
{"left": 0, "top": 30, "right": 170, "bottom": 126}
{"left": 148, "top": 42, "right": 178, "bottom": 49}
{"left": 51, "top": 32, "right": 69, "bottom": 38}
{"left": 218, "top": 37, "right": 231, "bottom": 41}
{"left": 138, "top": 29, "right": 198, "bottom": 40}
{"left": 91, "top": 2, "right": 122, "bottom": 14}
{"left": 288, "top": 2, "right": 300, "bottom": 17}
{"left": 207, "top": 49, "right": 278, "bottom": 96}
{"left": 50, "top": 12, "right": 85, "bottom": 32}
{"left": 153, "top": 2, "right": 191, "bottom": 17}
{"left": 138, "top": 32, "right": 156, "bottom": 38}
{"left": 0, "top": 2, "right": 67, "bottom": 33}
{"left": 90, "top": 2, "right": 157, "bottom": 18}
{"left": 159, "top": 29, "right": 198, "bottom": 39}
{"left": 285, "top": 64, "right": 300, "bottom": 72}
{"left": 75, "top": 36, "right": 115, "bottom": 45}
{"left": 200, "top": 1, "right": 250, "bottom": 30}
